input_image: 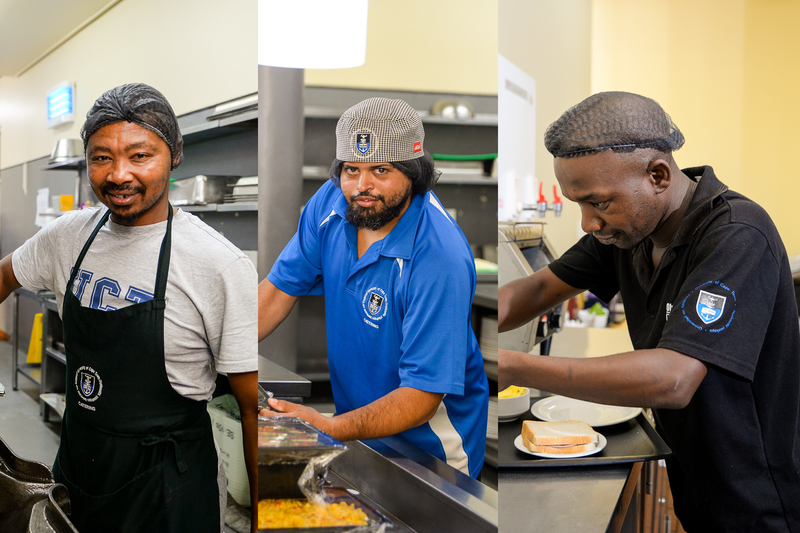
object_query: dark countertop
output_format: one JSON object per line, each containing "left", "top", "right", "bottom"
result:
{"left": 258, "top": 356, "right": 311, "bottom": 399}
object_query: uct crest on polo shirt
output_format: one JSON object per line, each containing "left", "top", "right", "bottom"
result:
{"left": 362, "top": 286, "right": 388, "bottom": 328}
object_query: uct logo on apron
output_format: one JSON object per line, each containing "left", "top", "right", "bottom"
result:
{"left": 696, "top": 290, "right": 727, "bottom": 325}
{"left": 75, "top": 365, "right": 103, "bottom": 402}
{"left": 362, "top": 287, "right": 388, "bottom": 321}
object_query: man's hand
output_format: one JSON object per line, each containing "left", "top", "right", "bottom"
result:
{"left": 260, "top": 399, "right": 333, "bottom": 434}
{"left": 259, "top": 387, "right": 443, "bottom": 442}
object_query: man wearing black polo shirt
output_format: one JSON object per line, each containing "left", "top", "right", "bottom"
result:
{"left": 499, "top": 91, "right": 800, "bottom": 532}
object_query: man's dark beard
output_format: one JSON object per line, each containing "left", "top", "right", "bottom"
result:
{"left": 345, "top": 188, "right": 412, "bottom": 231}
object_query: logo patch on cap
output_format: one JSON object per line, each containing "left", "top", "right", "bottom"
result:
{"left": 356, "top": 132, "right": 372, "bottom": 155}
{"left": 413, "top": 141, "right": 422, "bottom": 153}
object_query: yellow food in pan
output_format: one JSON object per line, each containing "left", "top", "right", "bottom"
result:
{"left": 258, "top": 499, "right": 370, "bottom": 529}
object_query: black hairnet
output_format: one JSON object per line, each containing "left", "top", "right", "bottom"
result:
{"left": 81, "top": 83, "right": 184, "bottom": 169}
{"left": 544, "top": 91, "right": 684, "bottom": 159}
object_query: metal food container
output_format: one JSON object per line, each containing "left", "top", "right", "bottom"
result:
{"left": 258, "top": 418, "right": 391, "bottom": 531}
{"left": 258, "top": 487, "right": 390, "bottom": 533}
{"left": 258, "top": 417, "right": 347, "bottom": 499}
{"left": 168, "top": 175, "right": 240, "bottom": 205}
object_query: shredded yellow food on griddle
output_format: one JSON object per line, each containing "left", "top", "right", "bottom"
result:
{"left": 258, "top": 499, "right": 370, "bottom": 529}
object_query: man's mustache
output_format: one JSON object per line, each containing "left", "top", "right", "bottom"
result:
{"left": 100, "top": 184, "right": 145, "bottom": 195}
{"left": 349, "top": 191, "right": 385, "bottom": 203}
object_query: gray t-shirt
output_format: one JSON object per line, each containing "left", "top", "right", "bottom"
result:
{"left": 12, "top": 206, "right": 258, "bottom": 400}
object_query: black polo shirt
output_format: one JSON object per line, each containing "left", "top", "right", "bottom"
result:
{"left": 548, "top": 166, "right": 800, "bottom": 532}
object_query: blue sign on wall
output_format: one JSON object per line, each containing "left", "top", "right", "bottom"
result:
{"left": 47, "top": 82, "right": 75, "bottom": 127}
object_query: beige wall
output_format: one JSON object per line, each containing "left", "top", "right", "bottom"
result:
{"left": 592, "top": 0, "right": 799, "bottom": 255}
{"left": 498, "top": 0, "right": 592, "bottom": 256}
{"left": 501, "top": 0, "right": 800, "bottom": 257}
{"left": 0, "top": 0, "right": 257, "bottom": 170}
{"left": 306, "top": 0, "right": 498, "bottom": 96}
{"left": 592, "top": 0, "right": 800, "bottom": 256}
{"left": 741, "top": 1, "right": 800, "bottom": 256}
{"left": 592, "top": 0, "right": 746, "bottom": 189}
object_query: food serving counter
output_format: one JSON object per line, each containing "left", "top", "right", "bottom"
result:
{"left": 330, "top": 437, "right": 497, "bottom": 532}
{"left": 260, "top": 360, "right": 498, "bottom": 532}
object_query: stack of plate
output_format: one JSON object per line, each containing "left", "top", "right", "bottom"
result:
{"left": 224, "top": 176, "right": 258, "bottom": 203}
{"left": 480, "top": 316, "right": 498, "bottom": 364}
{"left": 487, "top": 397, "right": 498, "bottom": 440}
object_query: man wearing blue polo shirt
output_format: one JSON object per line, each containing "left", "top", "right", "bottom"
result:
{"left": 259, "top": 98, "right": 489, "bottom": 478}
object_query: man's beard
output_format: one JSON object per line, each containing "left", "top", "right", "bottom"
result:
{"left": 345, "top": 185, "right": 413, "bottom": 231}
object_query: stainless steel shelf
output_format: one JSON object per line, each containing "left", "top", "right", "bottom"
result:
{"left": 15, "top": 363, "right": 41, "bottom": 387}
{"left": 45, "top": 347, "right": 66, "bottom": 365}
{"left": 179, "top": 203, "right": 258, "bottom": 213}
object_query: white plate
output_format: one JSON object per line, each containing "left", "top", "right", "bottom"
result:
{"left": 514, "top": 433, "right": 607, "bottom": 459}
{"left": 531, "top": 396, "right": 642, "bottom": 427}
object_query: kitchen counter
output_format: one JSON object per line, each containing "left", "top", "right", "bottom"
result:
{"left": 499, "top": 462, "right": 641, "bottom": 533}
{"left": 331, "top": 436, "right": 498, "bottom": 532}
{"left": 258, "top": 356, "right": 311, "bottom": 400}
{"left": 496, "top": 400, "right": 669, "bottom": 533}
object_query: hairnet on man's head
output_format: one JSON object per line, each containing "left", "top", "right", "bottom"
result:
{"left": 544, "top": 91, "right": 684, "bottom": 159}
{"left": 81, "top": 83, "right": 184, "bottom": 169}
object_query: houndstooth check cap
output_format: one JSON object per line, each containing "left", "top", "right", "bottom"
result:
{"left": 336, "top": 98, "right": 425, "bottom": 162}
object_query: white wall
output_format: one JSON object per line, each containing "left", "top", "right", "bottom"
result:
{"left": 0, "top": 0, "right": 257, "bottom": 170}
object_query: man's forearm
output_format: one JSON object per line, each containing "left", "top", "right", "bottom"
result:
{"left": 499, "top": 268, "right": 581, "bottom": 333}
{"left": 257, "top": 278, "right": 298, "bottom": 341}
{"left": 0, "top": 253, "right": 22, "bottom": 304}
{"left": 319, "top": 387, "right": 444, "bottom": 442}
{"left": 227, "top": 371, "right": 258, "bottom": 533}
{"left": 499, "top": 347, "right": 708, "bottom": 409}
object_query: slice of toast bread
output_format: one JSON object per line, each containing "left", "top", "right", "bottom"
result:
{"left": 521, "top": 431, "right": 598, "bottom": 454}
{"left": 521, "top": 420, "right": 598, "bottom": 446}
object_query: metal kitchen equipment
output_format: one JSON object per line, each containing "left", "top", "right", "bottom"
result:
{"left": 168, "top": 175, "right": 240, "bottom": 205}
{"left": 498, "top": 222, "right": 564, "bottom": 356}
{"left": 0, "top": 436, "right": 78, "bottom": 532}
{"left": 46, "top": 139, "right": 83, "bottom": 210}
{"left": 258, "top": 417, "right": 393, "bottom": 532}
{"left": 258, "top": 417, "right": 498, "bottom": 532}
{"left": 259, "top": 417, "right": 347, "bottom": 500}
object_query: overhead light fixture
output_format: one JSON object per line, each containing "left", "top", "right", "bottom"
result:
{"left": 258, "top": 0, "right": 368, "bottom": 69}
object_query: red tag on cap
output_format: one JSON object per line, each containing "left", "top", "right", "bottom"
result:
{"left": 413, "top": 141, "right": 422, "bottom": 153}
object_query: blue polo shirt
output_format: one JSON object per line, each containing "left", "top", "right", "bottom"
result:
{"left": 268, "top": 180, "right": 489, "bottom": 477}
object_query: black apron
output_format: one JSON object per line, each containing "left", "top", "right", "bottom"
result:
{"left": 52, "top": 207, "right": 220, "bottom": 533}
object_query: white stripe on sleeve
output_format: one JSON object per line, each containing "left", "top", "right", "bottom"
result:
{"left": 427, "top": 398, "right": 469, "bottom": 475}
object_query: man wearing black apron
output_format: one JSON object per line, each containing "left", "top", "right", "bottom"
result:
{"left": 0, "top": 84, "right": 258, "bottom": 532}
